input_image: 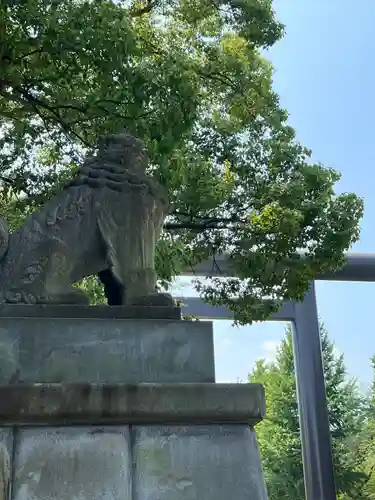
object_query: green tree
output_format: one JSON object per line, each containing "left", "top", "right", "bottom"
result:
{"left": 249, "top": 324, "right": 367, "bottom": 499}
{"left": 352, "top": 356, "right": 375, "bottom": 499}
{"left": 0, "top": 0, "right": 363, "bottom": 321}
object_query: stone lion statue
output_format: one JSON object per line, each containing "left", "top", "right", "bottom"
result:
{"left": 0, "top": 133, "right": 174, "bottom": 307}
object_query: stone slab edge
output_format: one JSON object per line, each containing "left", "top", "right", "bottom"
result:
{"left": 0, "top": 383, "right": 265, "bottom": 426}
{"left": 0, "top": 304, "right": 181, "bottom": 320}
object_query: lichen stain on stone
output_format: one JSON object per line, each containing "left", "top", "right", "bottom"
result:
{"left": 0, "top": 340, "right": 17, "bottom": 384}
{"left": 136, "top": 435, "right": 173, "bottom": 477}
{"left": 175, "top": 478, "right": 194, "bottom": 491}
{"left": 136, "top": 434, "right": 197, "bottom": 496}
{"left": 138, "top": 442, "right": 170, "bottom": 474}
{"left": 12, "top": 430, "right": 131, "bottom": 500}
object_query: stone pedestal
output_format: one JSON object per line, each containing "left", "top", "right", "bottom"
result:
{"left": 0, "top": 306, "right": 268, "bottom": 500}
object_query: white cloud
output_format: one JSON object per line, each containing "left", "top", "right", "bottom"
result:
{"left": 261, "top": 340, "right": 281, "bottom": 363}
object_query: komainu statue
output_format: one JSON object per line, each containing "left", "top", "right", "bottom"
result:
{"left": 0, "top": 133, "right": 174, "bottom": 307}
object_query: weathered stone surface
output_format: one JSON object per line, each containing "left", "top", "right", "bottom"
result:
{"left": 132, "top": 425, "right": 268, "bottom": 500}
{"left": 0, "top": 304, "right": 181, "bottom": 320}
{"left": 0, "top": 318, "right": 214, "bottom": 384}
{"left": 12, "top": 426, "right": 131, "bottom": 500}
{"left": 0, "top": 133, "right": 174, "bottom": 308}
{"left": 0, "top": 383, "right": 265, "bottom": 426}
{"left": 0, "top": 429, "right": 11, "bottom": 500}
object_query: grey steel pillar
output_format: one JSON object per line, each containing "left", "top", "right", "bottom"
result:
{"left": 292, "top": 281, "right": 336, "bottom": 500}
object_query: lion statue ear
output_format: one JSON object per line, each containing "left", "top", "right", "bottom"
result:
{"left": 0, "top": 216, "right": 9, "bottom": 261}
{"left": 97, "top": 131, "right": 140, "bottom": 151}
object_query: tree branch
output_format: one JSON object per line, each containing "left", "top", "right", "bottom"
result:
{"left": 164, "top": 222, "right": 223, "bottom": 230}
{"left": 195, "top": 70, "right": 237, "bottom": 90}
{"left": 171, "top": 210, "right": 247, "bottom": 223}
{"left": 164, "top": 213, "right": 247, "bottom": 231}
{"left": 8, "top": 86, "right": 93, "bottom": 147}
{"left": 130, "top": 0, "right": 156, "bottom": 17}
{"left": 13, "top": 47, "right": 45, "bottom": 62}
{"left": 0, "top": 175, "right": 14, "bottom": 185}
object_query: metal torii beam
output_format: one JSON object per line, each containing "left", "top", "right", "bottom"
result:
{"left": 185, "top": 252, "right": 375, "bottom": 282}
{"left": 178, "top": 252, "right": 374, "bottom": 500}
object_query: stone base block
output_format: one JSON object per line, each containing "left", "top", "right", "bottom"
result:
{"left": 1, "top": 425, "right": 267, "bottom": 500}
{"left": 11, "top": 427, "right": 131, "bottom": 500}
{"left": 0, "top": 315, "right": 214, "bottom": 384}
{"left": 0, "top": 383, "right": 268, "bottom": 499}
{"left": 0, "top": 383, "right": 265, "bottom": 426}
{"left": 133, "top": 425, "right": 268, "bottom": 500}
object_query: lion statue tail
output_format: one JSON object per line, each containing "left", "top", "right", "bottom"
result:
{"left": 0, "top": 216, "right": 9, "bottom": 261}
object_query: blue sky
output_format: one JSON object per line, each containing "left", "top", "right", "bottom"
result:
{"left": 176, "top": 0, "right": 375, "bottom": 388}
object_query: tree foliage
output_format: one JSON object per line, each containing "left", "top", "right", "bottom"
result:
{"left": 249, "top": 324, "right": 367, "bottom": 499}
{"left": 351, "top": 356, "right": 375, "bottom": 500}
{"left": 0, "top": 0, "right": 363, "bottom": 321}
